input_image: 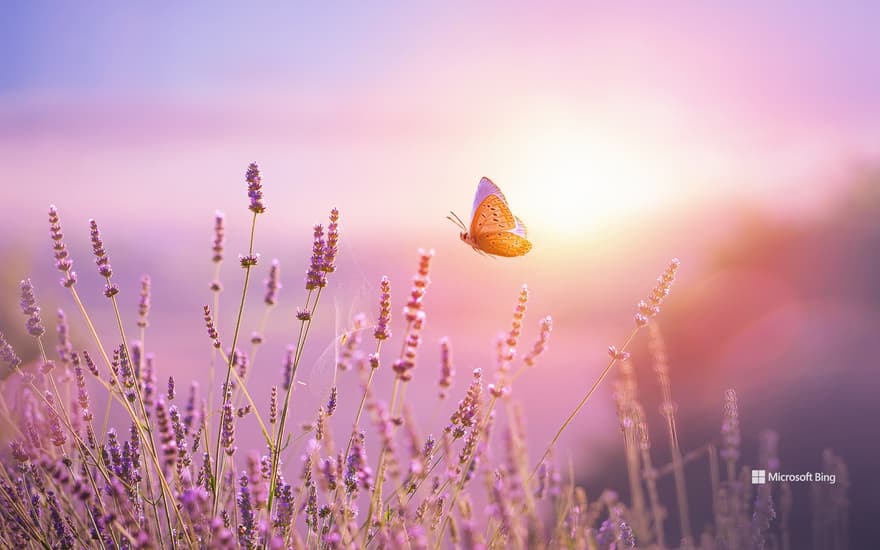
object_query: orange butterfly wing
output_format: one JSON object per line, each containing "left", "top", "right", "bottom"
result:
{"left": 470, "top": 193, "right": 517, "bottom": 236}
{"left": 475, "top": 231, "right": 533, "bottom": 257}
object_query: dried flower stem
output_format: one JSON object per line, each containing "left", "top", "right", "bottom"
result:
{"left": 531, "top": 326, "right": 640, "bottom": 479}
{"left": 265, "top": 287, "right": 323, "bottom": 532}
{"left": 650, "top": 321, "right": 692, "bottom": 545}
{"left": 212, "top": 211, "right": 258, "bottom": 518}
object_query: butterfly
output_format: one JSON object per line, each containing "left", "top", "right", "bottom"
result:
{"left": 448, "top": 177, "right": 533, "bottom": 257}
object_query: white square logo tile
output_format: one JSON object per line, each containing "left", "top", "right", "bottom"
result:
{"left": 751, "top": 469, "right": 766, "bottom": 484}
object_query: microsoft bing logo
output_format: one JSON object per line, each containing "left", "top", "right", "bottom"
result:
{"left": 751, "top": 469, "right": 766, "bottom": 484}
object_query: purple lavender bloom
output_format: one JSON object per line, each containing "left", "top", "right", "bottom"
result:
{"left": 322, "top": 208, "right": 339, "bottom": 273}
{"left": 20, "top": 278, "right": 45, "bottom": 337}
{"left": 82, "top": 350, "right": 98, "bottom": 377}
{"left": 246, "top": 162, "right": 266, "bottom": 214}
{"left": 203, "top": 305, "right": 221, "bottom": 348}
{"left": 169, "top": 405, "right": 189, "bottom": 467}
{"left": 305, "top": 224, "right": 327, "bottom": 290}
{"left": 264, "top": 258, "right": 282, "bottom": 306}
{"left": 212, "top": 210, "right": 226, "bottom": 263}
{"left": 48, "top": 205, "right": 77, "bottom": 287}
{"left": 438, "top": 337, "right": 454, "bottom": 399}
{"left": 344, "top": 431, "right": 372, "bottom": 495}
{"left": 184, "top": 381, "right": 199, "bottom": 430}
{"left": 221, "top": 400, "right": 236, "bottom": 455}
{"left": 0, "top": 331, "right": 22, "bottom": 370}
{"left": 237, "top": 474, "right": 257, "bottom": 548}
{"left": 281, "top": 345, "right": 295, "bottom": 390}
{"left": 88, "top": 219, "right": 119, "bottom": 297}
{"left": 326, "top": 385, "right": 338, "bottom": 416}
{"left": 374, "top": 276, "right": 392, "bottom": 341}
{"left": 137, "top": 275, "right": 151, "bottom": 328}
{"left": 88, "top": 219, "right": 111, "bottom": 277}
{"left": 273, "top": 477, "right": 295, "bottom": 532}
{"left": 239, "top": 252, "right": 260, "bottom": 268}
{"left": 56, "top": 309, "right": 73, "bottom": 364}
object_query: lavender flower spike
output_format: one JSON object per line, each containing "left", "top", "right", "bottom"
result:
{"left": 322, "top": 207, "right": 339, "bottom": 273}
{"left": 212, "top": 210, "right": 226, "bottom": 263}
{"left": 246, "top": 162, "right": 266, "bottom": 214}
{"left": 137, "top": 275, "right": 151, "bottom": 328}
{"left": 89, "top": 219, "right": 119, "bottom": 297}
{"left": 20, "top": 278, "right": 45, "bottom": 337}
{"left": 305, "top": 224, "right": 327, "bottom": 290}
{"left": 374, "top": 276, "right": 392, "bottom": 341}
{"left": 48, "top": 205, "right": 77, "bottom": 287}
{"left": 264, "top": 259, "right": 282, "bottom": 306}
{"left": 0, "top": 331, "right": 22, "bottom": 369}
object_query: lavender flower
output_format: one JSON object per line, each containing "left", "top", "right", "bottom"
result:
{"left": 438, "top": 337, "right": 455, "bottom": 399}
{"left": 374, "top": 276, "right": 392, "bottom": 341}
{"left": 269, "top": 386, "right": 278, "bottom": 425}
{"left": 44, "top": 391, "right": 66, "bottom": 448}
{"left": 137, "top": 275, "right": 151, "bottom": 328}
{"left": 393, "top": 313, "right": 425, "bottom": 381}
{"left": 323, "top": 207, "right": 339, "bottom": 273}
{"left": 239, "top": 253, "right": 260, "bottom": 268}
{"left": 273, "top": 477, "right": 295, "bottom": 533}
{"left": 264, "top": 258, "right": 282, "bottom": 306}
{"left": 221, "top": 399, "right": 236, "bottom": 455}
{"left": 0, "top": 331, "right": 21, "bottom": 370}
{"left": 720, "top": 388, "right": 741, "bottom": 468}
{"left": 203, "top": 305, "right": 221, "bottom": 348}
{"left": 82, "top": 350, "right": 98, "bottom": 377}
{"left": 72, "top": 353, "right": 93, "bottom": 422}
{"left": 88, "top": 219, "right": 119, "bottom": 297}
{"left": 403, "top": 248, "right": 434, "bottom": 323}
{"left": 635, "top": 258, "right": 680, "bottom": 327}
{"left": 281, "top": 345, "right": 295, "bottom": 390}
{"left": 305, "top": 224, "right": 327, "bottom": 290}
{"left": 246, "top": 162, "right": 266, "bottom": 214}
{"left": 751, "top": 484, "right": 776, "bottom": 550}
{"left": 326, "top": 385, "right": 338, "bottom": 416}
{"left": 237, "top": 474, "right": 257, "bottom": 547}
{"left": 503, "top": 284, "right": 529, "bottom": 363}
{"left": 344, "top": 432, "right": 372, "bottom": 495}
{"left": 20, "top": 278, "right": 45, "bottom": 337}
{"left": 524, "top": 315, "right": 553, "bottom": 367}
{"left": 156, "top": 397, "right": 177, "bottom": 471}
{"left": 56, "top": 309, "right": 73, "bottom": 364}
{"left": 212, "top": 210, "right": 226, "bottom": 263}
{"left": 448, "top": 368, "right": 483, "bottom": 438}
{"left": 48, "top": 205, "right": 77, "bottom": 287}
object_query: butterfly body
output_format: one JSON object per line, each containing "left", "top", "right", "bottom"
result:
{"left": 450, "top": 177, "right": 532, "bottom": 257}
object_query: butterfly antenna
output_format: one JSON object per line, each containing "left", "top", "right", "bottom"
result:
{"left": 449, "top": 211, "right": 467, "bottom": 230}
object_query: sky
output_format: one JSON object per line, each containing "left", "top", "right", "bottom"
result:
{"left": 2, "top": 3, "right": 879, "bottom": 544}
{"left": 2, "top": 2, "right": 878, "bottom": 239}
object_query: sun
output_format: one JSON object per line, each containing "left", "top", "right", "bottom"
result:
{"left": 497, "top": 122, "right": 672, "bottom": 239}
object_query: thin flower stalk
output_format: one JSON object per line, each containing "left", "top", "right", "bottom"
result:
{"left": 531, "top": 258, "right": 680, "bottom": 479}
{"left": 212, "top": 163, "right": 266, "bottom": 518}
{"left": 650, "top": 321, "right": 692, "bottom": 546}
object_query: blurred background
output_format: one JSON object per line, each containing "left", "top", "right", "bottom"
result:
{"left": 1, "top": 2, "right": 878, "bottom": 546}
